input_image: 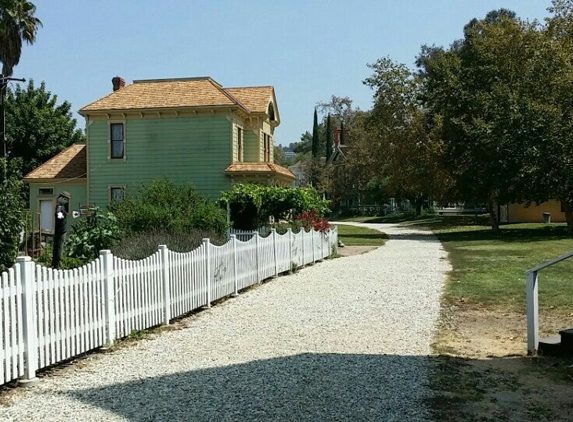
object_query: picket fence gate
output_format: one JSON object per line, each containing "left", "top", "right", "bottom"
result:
{"left": 0, "top": 227, "right": 337, "bottom": 386}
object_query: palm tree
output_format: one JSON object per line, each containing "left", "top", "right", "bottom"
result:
{"left": 0, "top": 0, "right": 41, "bottom": 76}
{"left": 0, "top": 0, "right": 40, "bottom": 180}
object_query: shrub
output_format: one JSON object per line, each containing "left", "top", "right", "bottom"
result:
{"left": 110, "top": 179, "right": 228, "bottom": 236}
{"left": 111, "top": 228, "right": 226, "bottom": 260}
{"left": 36, "top": 247, "right": 84, "bottom": 269}
{"left": 66, "top": 207, "right": 122, "bottom": 262}
{"left": 0, "top": 175, "right": 24, "bottom": 272}
{"left": 220, "top": 184, "right": 330, "bottom": 229}
{"left": 294, "top": 211, "right": 330, "bottom": 233}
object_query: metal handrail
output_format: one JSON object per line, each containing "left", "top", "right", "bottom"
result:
{"left": 525, "top": 250, "right": 573, "bottom": 354}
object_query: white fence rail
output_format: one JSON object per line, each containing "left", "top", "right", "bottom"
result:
{"left": 0, "top": 227, "right": 337, "bottom": 386}
{"left": 525, "top": 249, "right": 573, "bottom": 355}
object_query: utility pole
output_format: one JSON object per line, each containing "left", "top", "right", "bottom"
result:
{"left": 0, "top": 75, "right": 26, "bottom": 182}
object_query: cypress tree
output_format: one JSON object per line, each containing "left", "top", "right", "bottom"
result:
{"left": 311, "top": 108, "right": 319, "bottom": 158}
{"left": 325, "top": 114, "right": 333, "bottom": 162}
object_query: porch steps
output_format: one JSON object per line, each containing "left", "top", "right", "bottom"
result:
{"left": 538, "top": 328, "right": 573, "bottom": 357}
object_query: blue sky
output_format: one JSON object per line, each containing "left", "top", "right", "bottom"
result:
{"left": 11, "top": 1, "right": 550, "bottom": 147}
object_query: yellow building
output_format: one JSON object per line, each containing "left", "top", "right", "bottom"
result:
{"left": 505, "top": 200, "right": 566, "bottom": 223}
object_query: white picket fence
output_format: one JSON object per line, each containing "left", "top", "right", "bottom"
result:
{"left": 227, "top": 227, "right": 270, "bottom": 242}
{"left": 0, "top": 227, "right": 337, "bottom": 386}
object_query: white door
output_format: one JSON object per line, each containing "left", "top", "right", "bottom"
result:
{"left": 499, "top": 205, "right": 509, "bottom": 223}
{"left": 39, "top": 200, "right": 54, "bottom": 233}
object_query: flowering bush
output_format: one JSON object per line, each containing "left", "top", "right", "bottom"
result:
{"left": 294, "top": 211, "right": 330, "bottom": 233}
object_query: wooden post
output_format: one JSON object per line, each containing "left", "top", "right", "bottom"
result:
{"left": 101, "top": 250, "right": 116, "bottom": 347}
{"left": 256, "top": 233, "right": 261, "bottom": 283}
{"left": 301, "top": 229, "right": 305, "bottom": 265}
{"left": 526, "top": 270, "right": 539, "bottom": 355}
{"left": 231, "top": 235, "right": 239, "bottom": 297}
{"left": 203, "top": 238, "right": 211, "bottom": 308}
{"left": 18, "top": 256, "right": 38, "bottom": 384}
{"left": 158, "top": 245, "right": 171, "bottom": 325}
{"left": 272, "top": 229, "right": 278, "bottom": 277}
{"left": 288, "top": 228, "right": 293, "bottom": 273}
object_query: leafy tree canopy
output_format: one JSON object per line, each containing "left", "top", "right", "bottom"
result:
{"left": 0, "top": 0, "right": 41, "bottom": 76}
{"left": 5, "top": 80, "right": 85, "bottom": 178}
{"left": 220, "top": 184, "right": 330, "bottom": 230}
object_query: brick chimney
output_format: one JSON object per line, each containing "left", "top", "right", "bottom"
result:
{"left": 333, "top": 128, "right": 342, "bottom": 148}
{"left": 112, "top": 76, "right": 125, "bottom": 92}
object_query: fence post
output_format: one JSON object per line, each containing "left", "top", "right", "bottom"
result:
{"left": 526, "top": 270, "right": 539, "bottom": 355}
{"left": 288, "top": 228, "right": 293, "bottom": 273}
{"left": 159, "top": 245, "right": 171, "bottom": 325}
{"left": 256, "top": 233, "right": 261, "bottom": 283}
{"left": 312, "top": 229, "right": 316, "bottom": 263}
{"left": 301, "top": 229, "right": 305, "bottom": 266}
{"left": 17, "top": 256, "right": 38, "bottom": 384}
{"left": 272, "top": 229, "right": 279, "bottom": 277}
{"left": 101, "top": 250, "right": 116, "bottom": 347}
{"left": 203, "top": 238, "right": 212, "bottom": 308}
{"left": 231, "top": 235, "right": 239, "bottom": 297}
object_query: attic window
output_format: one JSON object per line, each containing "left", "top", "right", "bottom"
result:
{"left": 39, "top": 188, "right": 54, "bottom": 196}
{"left": 268, "top": 103, "right": 275, "bottom": 121}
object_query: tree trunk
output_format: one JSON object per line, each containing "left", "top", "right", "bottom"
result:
{"left": 488, "top": 200, "right": 499, "bottom": 231}
{"left": 415, "top": 201, "right": 423, "bottom": 216}
{"left": 562, "top": 201, "right": 573, "bottom": 234}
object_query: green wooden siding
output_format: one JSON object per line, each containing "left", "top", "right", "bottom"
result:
{"left": 88, "top": 116, "right": 232, "bottom": 205}
{"left": 29, "top": 182, "right": 87, "bottom": 231}
{"left": 243, "top": 130, "right": 259, "bottom": 163}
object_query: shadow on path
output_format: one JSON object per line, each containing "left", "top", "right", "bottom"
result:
{"left": 68, "top": 353, "right": 432, "bottom": 421}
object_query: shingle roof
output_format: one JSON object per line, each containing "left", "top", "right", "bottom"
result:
{"left": 24, "top": 144, "right": 86, "bottom": 180}
{"left": 225, "top": 86, "right": 274, "bottom": 113}
{"left": 225, "top": 163, "right": 295, "bottom": 179}
{"left": 79, "top": 77, "right": 239, "bottom": 113}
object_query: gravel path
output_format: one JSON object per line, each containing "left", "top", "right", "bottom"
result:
{"left": 1, "top": 223, "right": 450, "bottom": 422}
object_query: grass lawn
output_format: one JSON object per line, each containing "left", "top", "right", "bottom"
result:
{"left": 335, "top": 224, "right": 389, "bottom": 247}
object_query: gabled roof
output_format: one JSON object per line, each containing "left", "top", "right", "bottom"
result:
{"left": 224, "top": 86, "right": 274, "bottom": 114}
{"left": 24, "top": 144, "right": 86, "bottom": 181}
{"left": 79, "top": 77, "right": 278, "bottom": 117}
{"left": 225, "top": 163, "right": 295, "bottom": 180}
{"left": 328, "top": 145, "right": 347, "bottom": 165}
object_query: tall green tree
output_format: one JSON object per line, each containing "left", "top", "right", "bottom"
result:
{"left": 0, "top": 175, "right": 23, "bottom": 271}
{"left": 311, "top": 108, "right": 319, "bottom": 158}
{"left": 325, "top": 114, "right": 333, "bottom": 162}
{"left": 0, "top": 0, "right": 41, "bottom": 76}
{"left": 419, "top": 10, "right": 552, "bottom": 229}
{"left": 6, "top": 80, "right": 85, "bottom": 178}
{"left": 0, "top": 0, "right": 41, "bottom": 181}
{"left": 362, "top": 57, "right": 445, "bottom": 215}
{"left": 532, "top": 0, "right": 573, "bottom": 231}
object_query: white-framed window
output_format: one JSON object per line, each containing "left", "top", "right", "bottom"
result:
{"left": 109, "top": 186, "right": 125, "bottom": 202}
{"left": 237, "top": 127, "right": 243, "bottom": 162}
{"left": 263, "top": 133, "right": 271, "bottom": 162}
{"left": 110, "top": 122, "right": 124, "bottom": 159}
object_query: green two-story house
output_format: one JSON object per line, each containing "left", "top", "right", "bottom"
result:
{"left": 24, "top": 76, "right": 294, "bottom": 233}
